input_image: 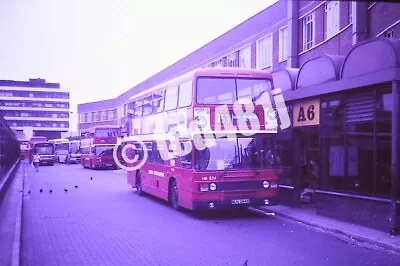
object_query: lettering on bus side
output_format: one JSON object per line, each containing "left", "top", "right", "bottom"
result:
{"left": 148, "top": 169, "right": 165, "bottom": 177}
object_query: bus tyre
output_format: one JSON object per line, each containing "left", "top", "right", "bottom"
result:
{"left": 136, "top": 171, "right": 143, "bottom": 196}
{"left": 169, "top": 178, "right": 179, "bottom": 210}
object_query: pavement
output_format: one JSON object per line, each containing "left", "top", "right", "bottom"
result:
{"left": 0, "top": 160, "right": 25, "bottom": 266}
{"left": 258, "top": 204, "right": 400, "bottom": 254}
{"left": 1, "top": 162, "right": 400, "bottom": 265}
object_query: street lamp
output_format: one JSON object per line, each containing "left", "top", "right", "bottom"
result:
{"left": 70, "top": 111, "right": 73, "bottom": 138}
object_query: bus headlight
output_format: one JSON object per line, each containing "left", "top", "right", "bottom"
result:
{"left": 263, "top": 181, "right": 270, "bottom": 189}
{"left": 209, "top": 183, "right": 217, "bottom": 191}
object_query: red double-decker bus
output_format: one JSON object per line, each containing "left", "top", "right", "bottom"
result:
{"left": 124, "top": 67, "right": 282, "bottom": 211}
{"left": 80, "top": 125, "right": 123, "bottom": 169}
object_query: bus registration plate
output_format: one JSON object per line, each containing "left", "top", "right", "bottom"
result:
{"left": 231, "top": 199, "right": 250, "bottom": 205}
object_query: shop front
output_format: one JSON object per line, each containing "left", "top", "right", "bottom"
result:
{"left": 273, "top": 37, "right": 400, "bottom": 233}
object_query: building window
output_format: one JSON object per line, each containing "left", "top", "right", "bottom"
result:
{"left": 80, "top": 113, "right": 85, "bottom": 123}
{"left": 124, "top": 104, "right": 128, "bottom": 117}
{"left": 239, "top": 45, "right": 251, "bottom": 69}
{"left": 101, "top": 111, "right": 106, "bottom": 121}
{"left": 94, "top": 112, "right": 100, "bottom": 122}
{"left": 256, "top": 35, "right": 272, "bottom": 70}
{"left": 349, "top": 1, "right": 353, "bottom": 24}
{"left": 0, "top": 92, "right": 13, "bottom": 97}
{"left": 325, "top": 1, "right": 340, "bottom": 39}
{"left": 279, "top": 26, "right": 289, "bottom": 62}
{"left": 214, "top": 58, "right": 225, "bottom": 67}
{"left": 87, "top": 112, "right": 92, "bottom": 123}
{"left": 384, "top": 30, "right": 394, "bottom": 39}
{"left": 108, "top": 110, "right": 114, "bottom": 120}
{"left": 226, "top": 52, "right": 238, "bottom": 67}
{"left": 302, "top": 13, "right": 315, "bottom": 51}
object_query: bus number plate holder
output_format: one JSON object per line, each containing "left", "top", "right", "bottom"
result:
{"left": 231, "top": 199, "right": 250, "bottom": 205}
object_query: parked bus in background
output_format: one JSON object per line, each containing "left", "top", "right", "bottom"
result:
{"left": 32, "top": 142, "right": 56, "bottom": 166}
{"left": 81, "top": 143, "right": 122, "bottom": 169}
{"left": 80, "top": 125, "right": 122, "bottom": 169}
{"left": 19, "top": 139, "right": 30, "bottom": 160}
{"left": 80, "top": 125, "right": 121, "bottom": 145}
{"left": 124, "top": 67, "right": 281, "bottom": 211}
{"left": 67, "top": 140, "right": 81, "bottom": 164}
{"left": 49, "top": 138, "right": 69, "bottom": 163}
{"left": 29, "top": 136, "right": 48, "bottom": 162}
{"left": 29, "top": 136, "right": 47, "bottom": 149}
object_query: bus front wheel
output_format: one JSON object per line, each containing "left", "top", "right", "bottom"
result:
{"left": 169, "top": 178, "right": 179, "bottom": 210}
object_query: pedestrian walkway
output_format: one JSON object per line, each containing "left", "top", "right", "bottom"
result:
{"left": 260, "top": 204, "right": 400, "bottom": 253}
{"left": 0, "top": 160, "right": 25, "bottom": 266}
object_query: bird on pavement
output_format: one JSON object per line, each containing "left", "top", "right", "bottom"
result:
{"left": 75, "top": 185, "right": 79, "bottom": 189}
{"left": 39, "top": 189, "right": 43, "bottom": 193}
{"left": 49, "top": 189, "right": 53, "bottom": 193}
{"left": 90, "top": 177, "right": 93, "bottom": 180}
{"left": 64, "top": 188, "right": 68, "bottom": 192}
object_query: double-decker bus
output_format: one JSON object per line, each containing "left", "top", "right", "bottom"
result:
{"left": 80, "top": 125, "right": 121, "bottom": 145}
{"left": 19, "top": 139, "right": 30, "bottom": 160}
{"left": 32, "top": 142, "right": 56, "bottom": 166}
{"left": 124, "top": 67, "right": 282, "bottom": 211}
{"left": 80, "top": 125, "right": 122, "bottom": 169}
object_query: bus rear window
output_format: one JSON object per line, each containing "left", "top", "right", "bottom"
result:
{"left": 196, "top": 77, "right": 272, "bottom": 105}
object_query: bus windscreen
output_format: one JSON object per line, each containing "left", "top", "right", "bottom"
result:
{"left": 95, "top": 146, "right": 114, "bottom": 156}
{"left": 196, "top": 77, "right": 272, "bottom": 105}
{"left": 70, "top": 142, "right": 80, "bottom": 154}
{"left": 194, "top": 134, "right": 276, "bottom": 171}
{"left": 34, "top": 143, "right": 55, "bottom": 155}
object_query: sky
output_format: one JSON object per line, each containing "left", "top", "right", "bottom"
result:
{"left": 0, "top": 0, "right": 278, "bottom": 131}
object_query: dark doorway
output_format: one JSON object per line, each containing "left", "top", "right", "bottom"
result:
{"left": 298, "top": 127, "right": 320, "bottom": 205}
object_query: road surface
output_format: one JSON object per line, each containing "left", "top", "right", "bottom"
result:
{"left": 21, "top": 163, "right": 400, "bottom": 265}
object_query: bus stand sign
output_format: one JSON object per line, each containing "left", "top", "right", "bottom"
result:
{"left": 293, "top": 98, "right": 320, "bottom": 127}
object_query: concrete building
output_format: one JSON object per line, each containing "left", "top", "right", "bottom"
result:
{"left": 0, "top": 78, "right": 70, "bottom": 140}
{"left": 78, "top": 1, "right": 399, "bottom": 133}
{"left": 78, "top": 1, "right": 400, "bottom": 232}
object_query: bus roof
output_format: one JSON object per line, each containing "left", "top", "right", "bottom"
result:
{"left": 49, "top": 138, "right": 69, "bottom": 143}
{"left": 34, "top": 142, "right": 53, "bottom": 146}
{"left": 128, "top": 67, "right": 272, "bottom": 102}
{"left": 30, "top": 136, "right": 47, "bottom": 140}
{"left": 81, "top": 125, "right": 120, "bottom": 132}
